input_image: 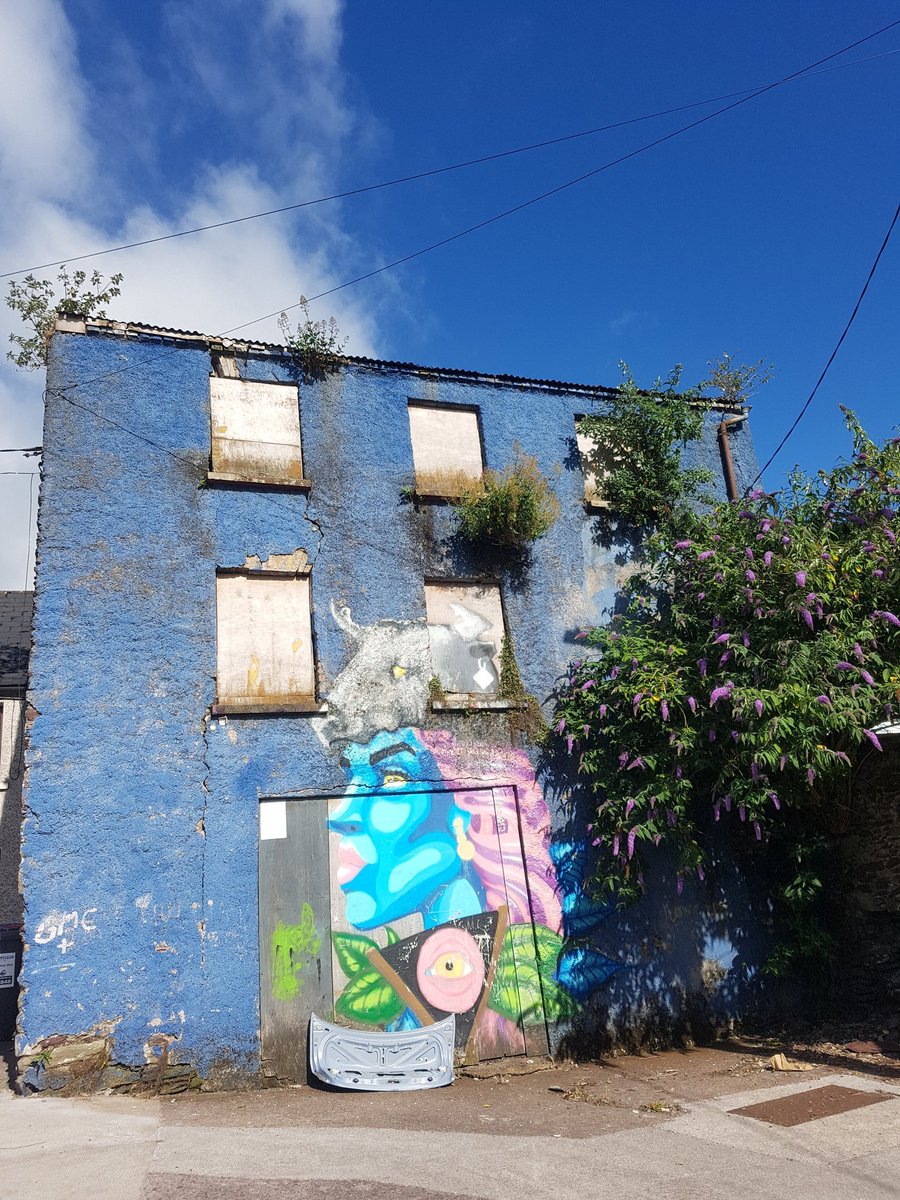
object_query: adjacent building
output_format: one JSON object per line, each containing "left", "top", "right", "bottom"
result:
{"left": 17, "top": 316, "right": 759, "bottom": 1091}
{"left": 1, "top": 590, "right": 32, "bottom": 1039}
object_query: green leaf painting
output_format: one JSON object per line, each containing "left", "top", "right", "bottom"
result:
{"left": 334, "top": 969, "right": 404, "bottom": 1025}
{"left": 331, "top": 931, "right": 379, "bottom": 978}
{"left": 488, "top": 923, "right": 578, "bottom": 1024}
{"left": 332, "top": 929, "right": 403, "bottom": 1025}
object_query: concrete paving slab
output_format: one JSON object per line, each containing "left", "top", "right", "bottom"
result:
{"left": 0, "top": 1091, "right": 161, "bottom": 1200}
{"left": 2, "top": 1145, "right": 155, "bottom": 1200}
{"left": 0, "top": 1091, "right": 160, "bottom": 1150}
{"left": 148, "top": 1119, "right": 900, "bottom": 1200}
{"left": 662, "top": 1073, "right": 900, "bottom": 1166}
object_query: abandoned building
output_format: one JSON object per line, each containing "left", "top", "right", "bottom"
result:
{"left": 16, "top": 315, "right": 760, "bottom": 1091}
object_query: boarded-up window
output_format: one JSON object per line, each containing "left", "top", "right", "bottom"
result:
{"left": 576, "top": 420, "right": 622, "bottom": 507}
{"left": 210, "top": 377, "right": 304, "bottom": 483}
{"left": 216, "top": 572, "right": 315, "bottom": 710}
{"left": 408, "top": 403, "right": 483, "bottom": 495}
{"left": 425, "top": 582, "right": 505, "bottom": 694}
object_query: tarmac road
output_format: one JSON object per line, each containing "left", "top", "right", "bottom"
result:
{"left": 2, "top": 1048, "right": 899, "bottom": 1199}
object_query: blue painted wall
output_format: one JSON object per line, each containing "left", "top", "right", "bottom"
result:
{"left": 19, "top": 326, "right": 760, "bottom": 1083}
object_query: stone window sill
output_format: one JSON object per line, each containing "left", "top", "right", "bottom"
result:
{"left": 405, "top": 490, "right": 464, "bottom": 504}
{"left": 212, "top": 698, "right": 328, "bottom": 716}
{"left": 430, "top": 695, "right": 527, "bottom": 712}
{"left": 206, "top": 471, "right": 312, "bottom": 492}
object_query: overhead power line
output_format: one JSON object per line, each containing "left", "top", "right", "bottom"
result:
{"left": 222, "top": 19, "right": 900, "bottom": 335}
{"left": 747, "top": 195, "right": 900, "bottom": 489}
{"left": 0, "top": 446, "right": 42, "bottom": 454}
{"left": 27, "top": 17, "right": 900, "bottom": 463}
{"left": 2, "top": 41, "right": 900, "bottom": 281}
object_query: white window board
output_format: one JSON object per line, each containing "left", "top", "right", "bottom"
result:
{"left": 210, "top": 376, "right": 303, "bottom": 482}
{"left": 216, "top": 573, "right": 315, "bottom": 705}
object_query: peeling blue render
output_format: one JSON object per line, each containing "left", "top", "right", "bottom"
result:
{"left": 18, "top": 325, "right": 761, "bottom": 1086}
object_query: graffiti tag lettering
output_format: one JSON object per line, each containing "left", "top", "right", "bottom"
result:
{"left": 34, "top": 908, "right": 99, "bottom": 952}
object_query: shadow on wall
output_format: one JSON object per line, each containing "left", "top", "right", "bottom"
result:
{"left": 540, "top": 733, "right": 768, "bottom": 1057}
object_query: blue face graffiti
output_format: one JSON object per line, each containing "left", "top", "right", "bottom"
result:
{"left": 328, "top": 728, "right": 486, "bottom": 930}
{"left": 326, "top": 727, "right": 623, "bottom": 1047}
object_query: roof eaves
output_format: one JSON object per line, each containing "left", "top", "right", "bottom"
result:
{"left": 54, "top": 316, "right": 748, "bottom": 412}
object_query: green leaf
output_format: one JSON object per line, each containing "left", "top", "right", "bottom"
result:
{"left": 334, "top": 969, "right": 403, "bottom": 1025}
{"left": 385, "top": 926, "right": 399, "bottom": 945}
{"left": 331, "top": 931, "right": 379, "bottom": 979}
{"left": 488, "top": 924, "right": 577, "bottom": 1025}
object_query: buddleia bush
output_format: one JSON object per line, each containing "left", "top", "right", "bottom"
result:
{"left": 555, "top": 407, "right": 900, "bottom": 973}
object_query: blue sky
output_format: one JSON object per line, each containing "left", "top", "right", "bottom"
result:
{"left": 1, "top": 1, "right": 899, "bottom": 586}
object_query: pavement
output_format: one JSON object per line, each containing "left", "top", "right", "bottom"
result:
{"left": 2, "top": 1042, "right": 899, "bottom": 1199}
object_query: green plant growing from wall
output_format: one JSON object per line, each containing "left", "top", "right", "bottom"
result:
{"left": 578, "top": 363, "right": 714, "bottom": 528}
{"left": 455, "top": 452, "right": 560, "bottom": 548}
{"left": 499, "top": 634, "right": 550, "bottom": 746}
{"left": 6, "top": 265, "right": 124, "bottom": 371}
{"left": 278, "top": 296, "right": 348, "bottom": 382}
{"left": 554, "top": 390, "right": 900, "bottom": 981}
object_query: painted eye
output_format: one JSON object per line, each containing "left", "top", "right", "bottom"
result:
{"left": 425, "top": 953, "right": 472, "bottom": 979}
{"left": 382, "top": 771, "right": 408, "bottom": 787}
{"left": 417, "top": 927, "right": 486, "bottom": 1013}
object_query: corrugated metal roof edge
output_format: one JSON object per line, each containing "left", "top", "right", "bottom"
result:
{"left": 54, "top": 315, "right": 748, "bottom": 411}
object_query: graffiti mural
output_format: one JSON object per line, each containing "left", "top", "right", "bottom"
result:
{"left": 326, "top": 727, "right": 620, "bottom": 1056}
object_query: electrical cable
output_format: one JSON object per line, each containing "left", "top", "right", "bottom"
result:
{"left": 0, "top": 446, "right": 41, "bottom": 454}
{"left": 2, "top": 38, "right": 900, "bottom": 281}
{"left": 40, "top": 385, "right": 438, "bottom": 573}
{"left": 222, "top": 20, "right": 900, "bottom": 334}
{"left": 746, "top": 195, "right": 900, "bottom": 490}
{"left": 13, "top": 19, "right": 900, "bottom": 524}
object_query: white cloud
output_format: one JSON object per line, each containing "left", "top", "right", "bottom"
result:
{"left": 265, "top": 0, "right": 344, "bottom": 63}
{"left": 608, "top": 309, "right": 658, "bottom": 337}
{"left": 0, "top": 0, "right": 390, "bottom": 588}
{"left": 0, "top": 0, "right": 94, "bottom": 202}
{"left": 111, "top": 164, "right": 379, "bottom": 351}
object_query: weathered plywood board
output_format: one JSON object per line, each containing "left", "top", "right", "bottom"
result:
{"left": 258, "top": 797, "right": 333, "bottom": 1083}
{"left": 216, "top": 573, "right": 314, "bottom": 705}
{"left": 408, "top": 404, "right": 482, "bottom": 485}
{"left": 210, "top": 376, "right": 303, "bottom": 481}
{"left": 425, "top": 583, "right": 504, "bottom": 694}
{"left": 492, "top": 786, "right": 550, "bottom": 1057}
{"left": 576, "top": 423, "right": 626, "bottom": 506}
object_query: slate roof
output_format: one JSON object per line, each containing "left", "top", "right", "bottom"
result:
{"left": 0, "top": 592, "right": 33, "bottom": 694}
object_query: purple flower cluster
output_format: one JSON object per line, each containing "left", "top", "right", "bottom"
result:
{"left": 709, "top": 681, "right": 734, "bottom": 707}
